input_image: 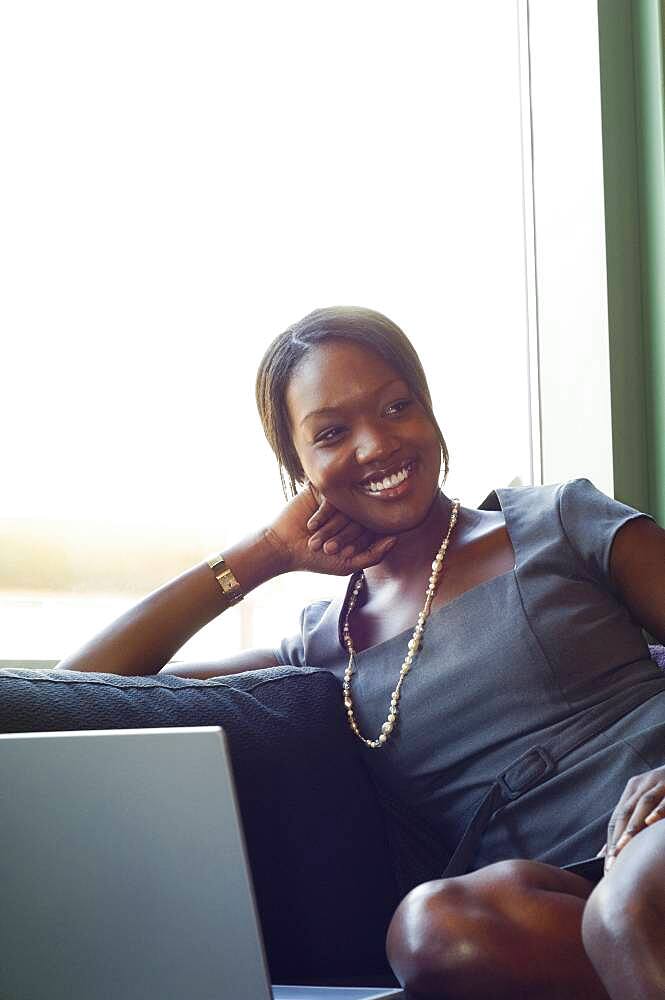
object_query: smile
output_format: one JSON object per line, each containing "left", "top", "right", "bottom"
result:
{"left": 358, "top": 461, "right": 415, "bottom": 498}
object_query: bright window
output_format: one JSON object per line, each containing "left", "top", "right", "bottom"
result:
{"left": 1, "top": 1, "right": 533, "bottom": 662}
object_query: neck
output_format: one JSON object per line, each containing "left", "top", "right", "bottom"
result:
{"left": 364, "top": 490, "right": 457, "bottom": 591}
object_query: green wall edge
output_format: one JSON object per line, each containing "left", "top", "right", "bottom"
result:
{"left": 598, "top": 0, "right": 665, "bottom": 519}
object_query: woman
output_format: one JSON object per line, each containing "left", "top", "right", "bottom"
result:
{"left": 59, "top": 307, "right": 665, "bottom": 999}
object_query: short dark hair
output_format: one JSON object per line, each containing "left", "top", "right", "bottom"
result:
{"left": 255, "top": 306, "right": 450, "bottom": 498}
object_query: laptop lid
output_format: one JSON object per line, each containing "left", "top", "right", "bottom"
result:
{"left": 0, "top": 727, "right": 274, "bottom": 1000}
{"left": 0, "top": 727, "right": 403, "bottom": 1000}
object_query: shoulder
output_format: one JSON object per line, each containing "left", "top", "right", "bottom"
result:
{"left": 293, "top": 588, "right": 350, "bottom": 669}
{"left": 488, "top": 477, "right": 635, "bottom": 522}
{"left": 276, "top": 599, "right": 333, "bottom": 668}
{"left": 554, "top": 477, "right": 652, "bottom": 537}
{"left": 491, "top": 476, "right": 651, "bottom": 536}
{"left": 500, "top": 477, "right": 653, "bottom": 582}
{"left": 300, "top": 599, "right": 334, "bottom": 635}
{"left": 480, "top": 480, "right": 565, "bottom": 513}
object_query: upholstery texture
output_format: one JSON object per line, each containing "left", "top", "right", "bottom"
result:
{"left": 0, "top": 665, "right": 401, "bottom": 983}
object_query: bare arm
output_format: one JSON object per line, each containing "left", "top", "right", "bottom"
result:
{"left": 159, "top": 649, "right": 280, "bottom": 679}
{"left": 610, "top": 515, "right": 665, "bottom": 645}
{"left": 56, "top": 488, "right": 397, "bottom": 677}
{"left": 56, "top": 529, "right": 286, "bottom": 676}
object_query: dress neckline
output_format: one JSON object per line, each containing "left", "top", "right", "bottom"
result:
{"left": 336, "top": 487, "right": 518, "bottom": 655}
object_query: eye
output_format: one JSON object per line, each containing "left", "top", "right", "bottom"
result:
{"left": 385, "top": 399, "right": 412, "bottom": 416}
{"left": 314, "top": 426, "right": 345, "bottom": 444}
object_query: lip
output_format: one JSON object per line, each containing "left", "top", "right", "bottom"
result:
{"left": 356, "top": 460, "right": 416, "bottom": 500}
{"left": 357, "top": 458, "right": 415, "bottom": 488}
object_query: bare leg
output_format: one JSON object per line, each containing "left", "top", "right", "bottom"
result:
{"left": 386, "top": 859, "right": 610, "bottom": 999}
{"left": 582, "top": 820, "right": 665, "bottom": 999}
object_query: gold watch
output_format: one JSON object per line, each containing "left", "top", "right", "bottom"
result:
{"left": 206, "top": 554, "right": 243, "bottom": 608}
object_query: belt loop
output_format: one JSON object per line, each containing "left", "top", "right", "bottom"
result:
{"left": 498, "top": 746, "right": 556, "bottom": 800}
{"left": 443, "top": 747, "right": 557, "bottom": 879}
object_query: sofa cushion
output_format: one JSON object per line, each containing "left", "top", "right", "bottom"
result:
{"left": 0, "top": 665, "right": 401, "bottom": 984}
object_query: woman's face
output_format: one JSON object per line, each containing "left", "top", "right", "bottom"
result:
{"left": 286, "top": 339, "right": 442, "bottom": 534}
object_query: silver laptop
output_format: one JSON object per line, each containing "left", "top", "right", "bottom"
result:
{"left": 0, "top": 727, "right": 402, "bottom": 1000}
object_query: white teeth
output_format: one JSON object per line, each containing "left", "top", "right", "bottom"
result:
{"left": 363, "top": 463, "right": 412, "bottom": 493}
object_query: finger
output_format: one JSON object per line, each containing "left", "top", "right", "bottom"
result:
{"left": 605, "top": 805, "right": 635, "bottom": 871}
{"left": 614, "top": 786, "right": 665, "bottom": 853}
{"left": 605, "top": 779, "right": 665, "bottom": 871}
{"left": 644, "top": 795, "right": 665, "bottom": 826}
{"left": 322, "top": 522, "right": 367, "bottom": 555}
{"left": 348, "top": 535, "right": 398, "bottom": 570}
{"left": 308, "top": 512, "right": 350, "bottom": 550}
{"left": 306, "top": 498, "right": 338, "bottom": 533}
{"left": 340, "top": 531, "right": 375, "bottom": 559}
{"left": 606, "top": 798, "right": 635, "bottom": 859}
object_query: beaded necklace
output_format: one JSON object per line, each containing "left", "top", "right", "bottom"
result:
{"left": 342, "top": 499, "right": 461, "bottom": 748}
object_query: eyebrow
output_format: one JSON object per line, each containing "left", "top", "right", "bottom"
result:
{"left": 299, "top": 378, "right": 408, "bottom": 428}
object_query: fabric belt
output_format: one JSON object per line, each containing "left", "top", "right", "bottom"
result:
{"left": 443, "top": 686, "right": 658, "bottom": 878}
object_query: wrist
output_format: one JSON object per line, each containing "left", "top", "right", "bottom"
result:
{"left": 221, "top": 528, "right": 290, "bottom": 595}
{"left": 259, "top": 525, "right": 294, "bottom": 576}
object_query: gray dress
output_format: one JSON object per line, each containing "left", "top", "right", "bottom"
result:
{"left": 275, "top": 479, "right": 665, "bottom": 873}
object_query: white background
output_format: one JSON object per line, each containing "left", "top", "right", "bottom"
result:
{"left": 1, "top": 1, "right": 534, "bottom": 660}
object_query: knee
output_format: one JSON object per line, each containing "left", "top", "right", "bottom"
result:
{"left": 582, "top": 865, "right": 665, "bottom": 958}
{"left": 386, "top": 878, "right": 501, "bottom": 999}
{"left": 386, "top": 862, "right": 594, "bottom": 999}
{"left": 386, "top": 879, "right": 450, "bottom": 996}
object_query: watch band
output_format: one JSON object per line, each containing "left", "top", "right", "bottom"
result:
{"left": 206, "top": 553, "right": 243, "bottom": 607}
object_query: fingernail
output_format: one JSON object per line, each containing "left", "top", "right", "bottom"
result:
{"left": 309, "top": 537, "right": 322, "bottom": 550}
{"left": 615, "top": 834, "right": 631, "bottom": 851}
{"left": 325, "top": 541, "right": 339, "bottom": 553}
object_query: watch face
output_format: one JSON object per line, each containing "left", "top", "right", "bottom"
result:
{"left": 207, "top": 555, "right": 242, "bottom": 604}
{"left": 217, "top": 569, "right": 237, "bottom": 593}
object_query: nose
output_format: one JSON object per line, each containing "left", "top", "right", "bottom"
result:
{"left": 354, "top": 420, "right": 401, "bottom": 466}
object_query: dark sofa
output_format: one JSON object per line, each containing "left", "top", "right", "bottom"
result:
{"left": 2, "top": 647, "right": 664, "bottom": 986}
{"left": 0, "top": 663, "right": 445, "bottom": 988}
